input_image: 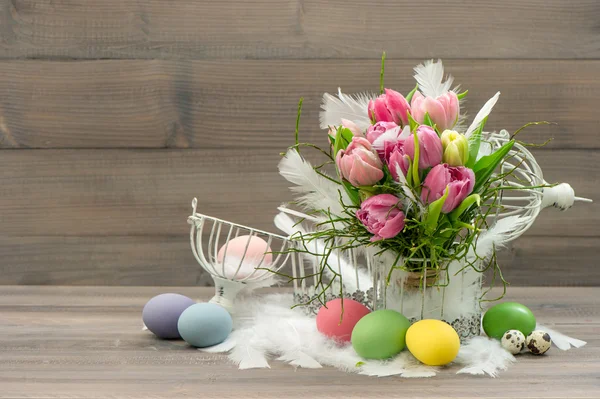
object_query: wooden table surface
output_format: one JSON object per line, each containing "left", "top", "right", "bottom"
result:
{"left": 1, "top": 286, "right": 598, "bottom": 398}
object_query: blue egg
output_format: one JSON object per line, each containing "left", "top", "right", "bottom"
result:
{"left": 177, "top": 303, "right": 233, "bottom": 348}
{"left": 142, "top": 293, "right": 195, "bottom": 339}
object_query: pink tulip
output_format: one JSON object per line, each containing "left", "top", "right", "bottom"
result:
{"left": 410, "top": 91, "right": 460, "bottom": 132}
{"left": 387, "top": 147, "right": 411, "bottom": 181}
{"left": 366, "top": 121, "right": 399, "bottom": 144}
{"left": 404, "top": 125, "right": 443, "bottom": 171}
{"left": 368, "top": 89, "right": 411, "bottom": 127}
{"left": 356, "top": 194, "right": 406, "bottom": 241}
{"left": 336, "top": 137, "right": 384, "bottom": 187}
{"left": 421, "top": 164, "right": 476, "bottom": 213}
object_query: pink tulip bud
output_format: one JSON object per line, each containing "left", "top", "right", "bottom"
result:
{"left": 387, "top": 147, "right": 411, "bottom": 181}
{"left": 356, "top": 194, "right": 406, "bottom": 241}
{"left": 366, "top": 121, "right": 399, "bottom": 144}
{"left": 421, "top": 164, "right": 475, "bottom": 213}
{"left": 336, "top": 137, "right": 384, "bottom": 187}
{"left": 410, "top": 91, "right": 460, "bottom": 132}
{"left": 328, "top": 119, "right": 363, "bottom": 143}
{"left": 404, "top": 125, "right": 443, "bottom": 170}
{"left": 340, "top": 118, "right": 363, "bottom": 136}
{"left": 368, "top": 89, "right": 411, "bottom": 126}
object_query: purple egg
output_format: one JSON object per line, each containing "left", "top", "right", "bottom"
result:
{"left": 142, "top": 293, "right": 195, "bottom": 339}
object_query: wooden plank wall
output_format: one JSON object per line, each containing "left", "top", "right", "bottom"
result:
{"left": 0, "top": 0, "right": 598, "bottom": 286}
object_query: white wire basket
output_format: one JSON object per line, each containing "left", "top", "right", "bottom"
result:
{"left": 187, "top": 198, "right": 299, "bottom": 313}
{"left": 281, "top": 130, "right": 591, "bottom": 339}
{"left": 482, "top": 129, "right": 590, "bottom": 242}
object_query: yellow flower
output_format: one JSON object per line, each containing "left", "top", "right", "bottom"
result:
{"left": 441, "top": 130, "right": 469, "bottom": 166}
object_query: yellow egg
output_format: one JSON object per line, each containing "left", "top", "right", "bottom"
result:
{"left": 406, "top": 319, "right": 460, "bottom": 366}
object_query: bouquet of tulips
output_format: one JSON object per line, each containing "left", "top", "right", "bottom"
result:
{"left": 279, "top": 57, "right": 543, "bottom": 293}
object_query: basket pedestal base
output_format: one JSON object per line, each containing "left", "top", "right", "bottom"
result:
{"left": 209, "top": 277, "right": 246, "bottom": 314}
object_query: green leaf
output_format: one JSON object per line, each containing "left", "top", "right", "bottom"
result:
{"left": 466, "top": 116, "right": 487, "bottom": 168}
{"left": 422, "top": 112, "right": 435, "bottom": 129}
{"left": 328, "top": 133, "right": 336, "bottom": 147}
{"left": 454, "top": 221, "right": 475, "bottom": 230}
{"left": 472, "top": 140, "right": 515, "bottom": 193}
{"left": 425, "top": 187, "right": 449, "bottom": 233}
{"left": 406, "top": 162, "right": 413, "bottom": 187}
{"left": 407, "top": 112, "right": 419, "bottom": 133}
{"left": 341, "top": 127, "right": 354, "bottom": 144}
{"left": 411, "top": 132, "right": 421, "bottom": 187}
{"left": 457, "top": 90, "right": 469, "bottom": 100}
{"left": 432, "top": 216, "right": 455, "bottom": 245}
{"left": 342, "top": 181, "right": 360, "bottom": 205}
{"left": 333, "top": 127, "right": 352, "bottom": 157}
{"left": 449, "top": 194, "right": 481, "bottom": 221}
{"left": 405, "top": 84, "right": 419, "bottom": 103}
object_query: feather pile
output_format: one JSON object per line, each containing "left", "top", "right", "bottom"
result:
{"left": 455, "top": 336, "right": 515, "bottom": 377}
{"left": 196, "top": 292, "right": 582, "bottom": 378}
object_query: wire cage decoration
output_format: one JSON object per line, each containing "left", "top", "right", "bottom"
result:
{"left": 481, "top": 129, "right": 591, "bottom": 242}
{"left": 187, "top": 198, "right": 299, "bottom": 314}
{"left": 281, "top": 130, "right": 591, "bottom": 339}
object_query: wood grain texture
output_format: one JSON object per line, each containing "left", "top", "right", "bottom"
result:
{"left": 1, "top": 0, "right": 599, "bottom": 60}
{"left": 0, "top": 236, "right": 213, "bottom": 286}
{"left": 1, "top": 59, "right": 599, "bottom": 149}
{"left": 1, "top": 235, "right": 599, "bottom": 286}
{"left": 1, "top": 146, "right": 596, "bottom": 286}
{"left": 0, "top": 286, "right": 598, "bottom": 398}
{"left": 0, "top": 148, "right": 596, "bottom": 237}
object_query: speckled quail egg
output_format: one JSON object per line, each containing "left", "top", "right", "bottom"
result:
{"left": 500, "top": 329, "right": 526, "bottom": 354}
{"left": 526, "top": 330, "right": 552, "bottom": 355}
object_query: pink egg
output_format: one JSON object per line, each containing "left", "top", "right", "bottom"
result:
{"left": 217, "top": 235, "right": 273, "bottom": 279}
{"left": 316, "top": 298, "right": 371, "bottom": 343}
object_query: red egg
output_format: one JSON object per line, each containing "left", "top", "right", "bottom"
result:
{"left": 316, "top": 298, "right": 371, "bottom": 343}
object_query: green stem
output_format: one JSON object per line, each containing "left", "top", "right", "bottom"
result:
{"left": 295, "top": 97, "right": 303, "bottom": 149}
{"left": 380, "top": 52, "right": 386, "bottom": 94}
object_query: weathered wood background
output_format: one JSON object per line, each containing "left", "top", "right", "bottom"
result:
{"left": 0, "top": 0, "right": 598, "bottom": 286}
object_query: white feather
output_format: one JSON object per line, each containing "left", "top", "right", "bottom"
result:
{"left": 472, "top": 215, "right": 524, "bottom": 260}
{"left": 413, "top": 59, "right": 454, "bottom": 99}
{"left": 455, "top": 336, "right": 515, "bottom": 377}
{"left": 371, "top": 124, "right": 408, "bottom": 154}
{"left": 359, "top": 352, "right": 437, "bottom": 378}
{"left": 394, "top": 163, "right": 419, "bottom": 214}
{"left": 319, "top": 88, "right": 376, "bottom": 132}
{"left": 465, "top": 92, "right": 501, "bottom": 138}
{"left": 278, "top": 149, "right": 349, "bottom": 217}
{"left": 476, "top": 138, "right": 493, "bottom": 161}
{"left": 277, "top": 351, "right": 323, "bottom": 369}
{"left": 536, "top": 324, "right": 587, "bottom": 350}
{"left": 198, "top": 337, "right": 237, "bottom": 353}
{"left": 228, "top": 328, "right": 271, "bottom": 369}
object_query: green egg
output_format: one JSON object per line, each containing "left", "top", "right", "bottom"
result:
{"left": 351, "top": 309, "right": 410, "bottom": 360}
{"left": 482, "top": 302, "right": 536, "bottom": 340}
